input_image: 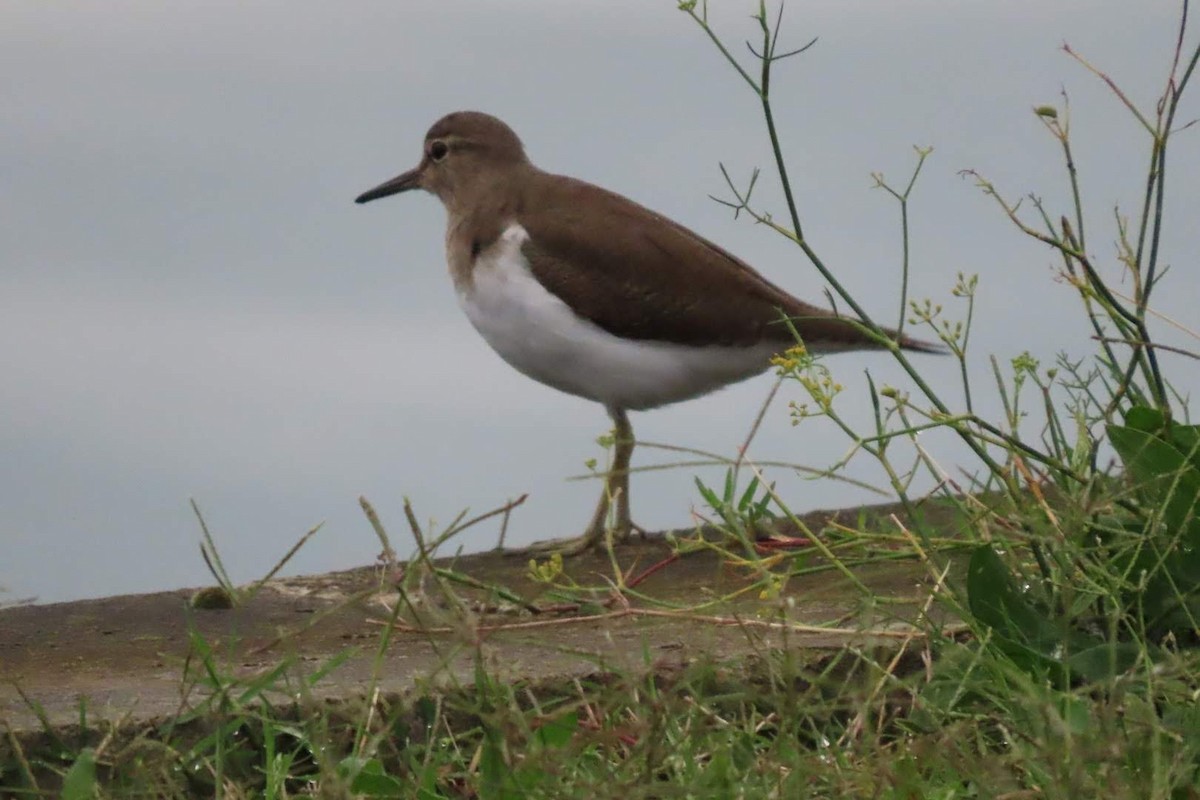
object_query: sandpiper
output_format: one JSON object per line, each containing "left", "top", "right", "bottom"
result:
{"left": 356, "top": 111, "right": 939, "bottom": 554}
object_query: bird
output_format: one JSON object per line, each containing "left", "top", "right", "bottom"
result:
{"left": 355, "top": 111, "right": 940, "bottom": 554}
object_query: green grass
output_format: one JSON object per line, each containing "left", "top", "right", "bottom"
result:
{"left": 6, "top": 632, "right": 1200, "bottom": 797}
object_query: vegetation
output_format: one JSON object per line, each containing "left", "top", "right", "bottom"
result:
{"left": 4, "top": 1, "right": 1200, "bottom": 796}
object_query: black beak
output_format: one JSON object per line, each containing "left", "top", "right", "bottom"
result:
{"left": 355, "top": 167, "right": 421, "bottom": 204}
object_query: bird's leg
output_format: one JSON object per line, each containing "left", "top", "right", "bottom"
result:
{"left": 517, "top": 406, "right": 637, "bottom": 557}
{"left": 613, "top": 408, "right": 635, "bottom": 536}
{"left": 612, "top": 409, "right": 653, "bottom": 539}
{"left": 555, "top": 406, "right": 634, "bottom": 554}
{"left": 595, "top": 406, "right": 635, "bottom": 540}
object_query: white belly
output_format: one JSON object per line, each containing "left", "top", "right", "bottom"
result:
{"left": 455, "top": 224, "right": 780, "bottom": 411}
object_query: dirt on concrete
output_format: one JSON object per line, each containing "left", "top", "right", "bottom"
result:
{"left": 0, "top": 500, "right": 965, "bottom": 732}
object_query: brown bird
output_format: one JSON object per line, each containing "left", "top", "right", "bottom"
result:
{"left": 356, "top": 111, "right": 939, "bottom": 554}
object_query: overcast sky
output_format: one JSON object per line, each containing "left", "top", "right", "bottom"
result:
{"left": 4, "top": 1, "right": 1197, "bottom": 604}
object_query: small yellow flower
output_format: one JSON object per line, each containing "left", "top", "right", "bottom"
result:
{"left": 528, "top": 552, "right": 564, "bottom": 583}
{"left": 771, "top": 344, "right": 808, "bottom": 373}
{"left": 758, "top": 574, "right": 783, "bottom": 601}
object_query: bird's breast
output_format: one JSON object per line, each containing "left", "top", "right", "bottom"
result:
{"left": 453, "top": 224, "right": 779, "bottom": 410}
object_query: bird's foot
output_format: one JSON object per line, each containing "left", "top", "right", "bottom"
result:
{"left": 506, "top": 469, "right": 637, "bottom": 558}
{"left": 504, "top": 518, "right": 638, "bottom": 558}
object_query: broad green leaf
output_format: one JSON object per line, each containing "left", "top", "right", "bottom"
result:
{"left": 967, "top": 546, "right": 1055, "bottom": 647}
{"left": 1063, "top": 642, "right": 1143, "bottom": 682}
{"left": 1124, "top": 406, "right": 1166, "bottom": 433}
{"left": 1121, "top": 405, "right": 1200, "bottom": 477}
{"left": 339, "top": 757, "right": 406, "bottom": 797}
{"left": 1108, "top": 424, "right": 1200, "bottom": 541}
{"left": 967, "top": 546, "right": 1111, "bottom": 679}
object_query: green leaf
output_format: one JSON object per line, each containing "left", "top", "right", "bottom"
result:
{"left": 61, "top": 749, "right": 97, "bottom": 800}
{"left": 1063, "top": 642, "right": 1143, "bottom": 682}
{"left": 479, "top": 731, "right": 507, "bottom": 797}
{"left": 534, "top": 710, "right": 577, "bottom": 749}
{"left": 511, "top": 765, "right": 548, "bottom": 790}
{"left": 339, "top": 757, "right": 406, "bottom": 797}
{"left": 415, "top": 695, "right": 438, "bottom": 725}
{"left": 415, "top": 763, "right": 451, "bottom": 800}
{"left": 966, "top": 546, "right": 1056, "bottom": 649}
{"left": 352, "top": 771, "right": 406, "bottom": 797}
{"left": 1108, "top": 423, "right": 1200, "bottom": 539}
{"left": 694, "top": 478, "right": 722, "bottom": 511}
{"left": 1119, "top": 405, "right": 1200, "bottom": 476}
{"left": 1097, "top": 416, "right": 1200, "bottom": 638}
{"left": 966, "top": 546, "right": 1112, "bottom": 679}
{"left": 1123, "top": 405, "right": 1166, "bottom": 433}
{"left": 737, "top": 476, "right": 760, "bottom": 511}
{"left": 1057, "top": 695, "right": 1093, "bottom": 735}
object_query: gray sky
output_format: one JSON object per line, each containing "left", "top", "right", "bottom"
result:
{"left": 4, "top": 1, "right": 1197, "bottom": 604}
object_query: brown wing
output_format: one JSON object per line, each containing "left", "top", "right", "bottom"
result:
{"left": 519, "top": 172, "right": 938, "bottom": 352}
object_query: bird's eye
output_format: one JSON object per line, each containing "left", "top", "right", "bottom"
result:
{"left": 429, "top": 140, "right": 449, "bottom": 161}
